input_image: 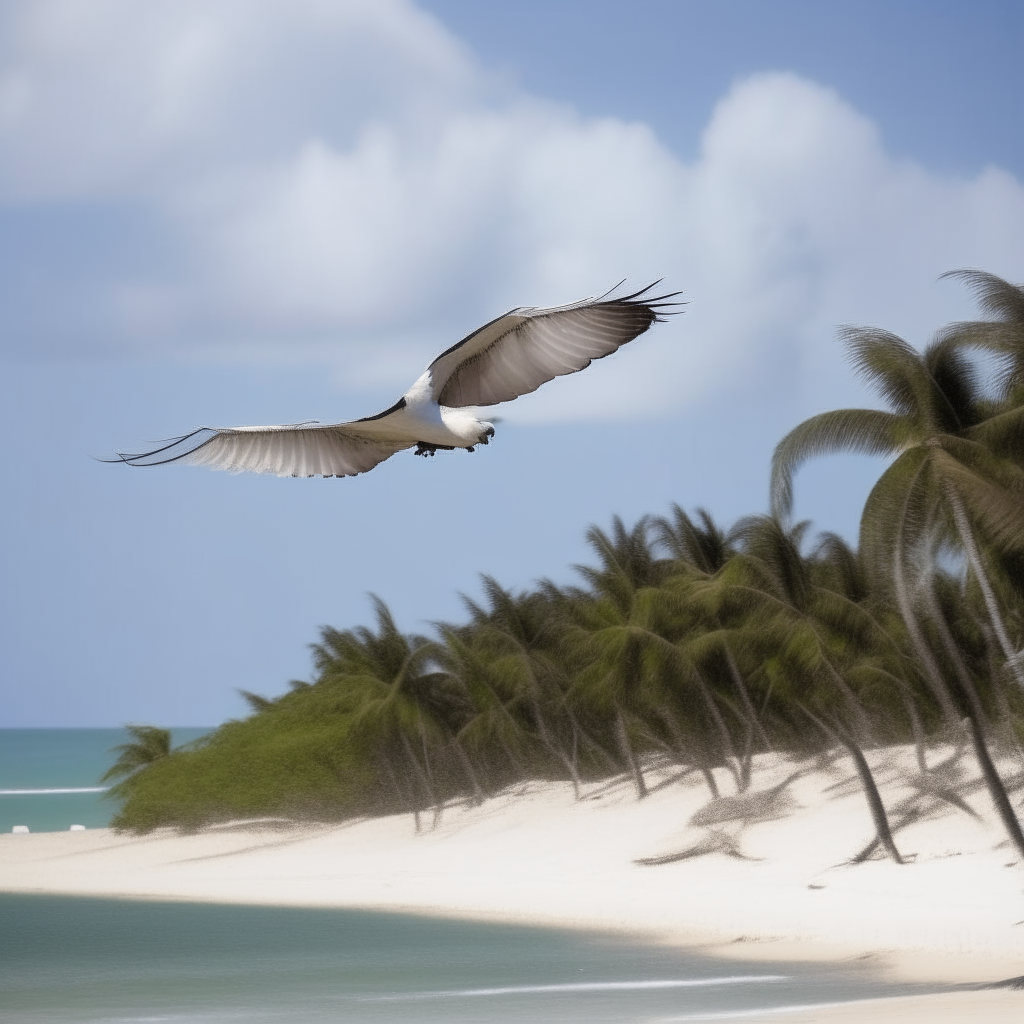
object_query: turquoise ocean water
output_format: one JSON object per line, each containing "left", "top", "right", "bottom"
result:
{"left": 0, "top": 728, "right": 210, "bottom": 833}
{"left": 0, "top": 896, "right": 933, "bottom": 1023}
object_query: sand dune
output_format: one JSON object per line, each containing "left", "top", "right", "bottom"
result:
{"left": 3, "top": 745, "right": 1022, "bottom": 1020}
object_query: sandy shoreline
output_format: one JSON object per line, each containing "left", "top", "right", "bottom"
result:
{"left": 3, "top": 747, "right": 1022, "bottom": 1019}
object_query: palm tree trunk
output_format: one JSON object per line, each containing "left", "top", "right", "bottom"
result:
{"left": 492, "top": 729, "right": 529, "bottom": 781}
{"left": 838, "top": 730, "right": 904, "bottom": 865}
{"left": 567, "top": 707, "right": 620, "bottom": 772}
{"left": 963, "top": 715, "right": 1024, "bottom": 859}
{"left": 922, "top": 585, "right": 1024, "bottom": 859}
{"left": 450, "top": 738, "right": 486, "bottom": 805}
{"left": 738, "top": 723, "right": 754, "bottom": 792}
{"left": 891, "top": 530, "right": 962, "bottom": 725}
{"left": 653, "top": 704, "right": 712, "bottom": 794}
{"left": 418, "top": 727, "right": 446, "bottom": 829}
{"left": 379, "top": 753, "right": 413, "bottom": 815}
{"left": 800, "top": 704, "right": 903, "bottom": 864}
{"left": 903, "top": 693, "right": 929, "bottom": 774}
{"left": 614, "top": 705, "right": 648, "bottom": 800}
{"left": 569, "top": 720, "right": 580, "bottom": 787}
{"left": 973, "top": 616, "right": 1024, "bottom": 764}
{"left": 723, "top": 641, "right": 772, "bottom": 752}
{"left": 399, "top": 730, "right": 438, "bottom": 827}
{"left": 531, "top": 698, "right": 582, "bottom": 798}
{"left": 693, "top": 670, "right": 743, "bottom": 792}
{"left": 990, "top": 668, "right": 1024, "bottom": 765}
{"left": 699, "top": 764, "right": 721, "bottom": 800}
{"left": 946, "top": 487, "right": 1024, "bottom": 688}
{"left": 822, "top": 658, "right": 875, "bottom": 744}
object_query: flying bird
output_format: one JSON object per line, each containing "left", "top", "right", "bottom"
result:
{"left": 112, "top": 283, "right": 680, "bottom": 478}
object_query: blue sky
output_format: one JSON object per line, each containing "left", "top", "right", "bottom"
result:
{"left": 2, "top": 0, "right": 1022, "bottom": 727}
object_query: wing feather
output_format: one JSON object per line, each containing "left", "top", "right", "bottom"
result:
{"left": 430, "top": 283, "right": 681, "bottom": 408}
{"left": 114, "top": 420, "right": 412, "bottom": 478}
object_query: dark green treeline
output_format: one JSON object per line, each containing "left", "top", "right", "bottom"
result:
{"left": 109, "top": 271, "right": 1024, "bottom": 860}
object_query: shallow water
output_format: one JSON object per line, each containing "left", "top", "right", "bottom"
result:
{"left": 0, "top": 729, "right": 209, "bottom": 833}
{"left": 0, "top": 895, "right": 935, "bottom": 1023}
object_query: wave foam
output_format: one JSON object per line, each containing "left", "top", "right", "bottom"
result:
{"left": 371, "top": 976, "right": 788, "bottom": 1001}
{"left": 0, "top": 787, "right": 108, "bottom": 795}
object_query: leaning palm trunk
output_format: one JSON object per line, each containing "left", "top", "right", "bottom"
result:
{"left": 450, "top": 738, "right": 486, "bottom": 805}
{"left": 723, "top": 641, "right": 772, "bottom": 754}
{"left": 614, "top": 705, "right": 648, "bottom": 800}
{"left": 902, "top": 691, "right": 929, "bottom": 775}
{"left": 946, "top": 487, "right": 1024, "bottom": 688}
{"left": 567, "top": 707, "right": 620, "bottom": 773}
{"left": 963, "top": 716, "right": 1024, "bottom": 860}
{"left": 419, "top": 728, "right": 445, "bottom": 829}
{"left": 698, "top": 764, "right": 721, "bottom": 800}
{"left": 986, "top": 642, "right": 1024, "bottom": 764}
{"left": 921, "top": 584, "right": 1024, "bottom": 859}
{"left": 379, "top": 752, "right": 417, "bottom": 822}
{"left": 839, "top": 730, "right": 904, "bottom": 865}
{"left": 530, "top": 697, "right": 583, "bottom": 798}
{"left": 693, "top": 669, "right": 744, "bottom": 792}
{"left": 800, "top": 704, "right": 903, "bottom": 864}
{"left": 892, "top": 518, "right": 962, "bottom": 725}
{"left": 723, "top": 643, "right": 770, "bottom": 747}
{"left": 399, "top": 730, "right": 439, "bottom": 829}
{"left": 823, "top": 659, "right": 876, "bottom": 746}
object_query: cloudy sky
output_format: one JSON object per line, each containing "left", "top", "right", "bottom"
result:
{"left": 3, "top": 0, "right": 1022, "bottom": 726}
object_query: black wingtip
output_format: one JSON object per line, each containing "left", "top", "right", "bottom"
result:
{"left": 103, "top": 427, "right": 220, "bottom": 467}
{"left": 596, "top": 279, "right": 629, "bottom": 301}
{"left": 600, "top": 279, "right": 686, "bottom": 319}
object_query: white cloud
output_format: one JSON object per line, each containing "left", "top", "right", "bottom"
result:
{"left": 0, "top": 0, "right": 473, "bottom": 199}
{"left": 1, "top": 0, "right": 1023, "bottom": 423}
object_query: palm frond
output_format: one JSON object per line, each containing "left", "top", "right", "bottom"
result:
{"left": 771, "top": 408, "right": 906, "bottom": 516}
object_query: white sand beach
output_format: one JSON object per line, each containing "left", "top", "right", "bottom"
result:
{"left": 3, "top": 745, "right": 1022, "bottom": 1020}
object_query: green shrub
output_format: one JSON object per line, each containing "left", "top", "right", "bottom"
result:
{"left": 109, "top": 696, "right": 375, "bottom": 833}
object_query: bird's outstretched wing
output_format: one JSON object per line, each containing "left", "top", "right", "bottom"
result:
{"left": 428, "top": 282, "right": 682, "bottom": 408}
{"left": 112, "top": 414, "right": 412, "bottom": 478}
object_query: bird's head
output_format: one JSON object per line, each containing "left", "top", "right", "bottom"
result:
{"left": 478, "top": 421, "right": 496, "bottom": 445}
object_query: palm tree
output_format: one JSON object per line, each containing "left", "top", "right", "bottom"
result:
{"left": 457, "top": 577, "right": 586, "bottom": 795}
{"left": 568, "top": 515, "right": 757, "bottom": 800}
{"left": 563, "top": 516, "right": 688, "bottom": 799}
{"left": 704, "top": 515, "right": 906, "bottom": 863}
{"left": 656, "top": 506, "right": 772, "bottom": 781}
{"left": 654, "top": 504, "right": 734, "bottom": 576}
{"left": 770, "top": 288, "right": 1024, "bottom": 857}
{"left": 771, "top": 318, "right": 1024, "bottom": 688}
{"left": 312, "top": 595, "right": 458, "bottom": 829}
{"left": 431, "top": 622, "right": 532, "bottom": 797}
{"left": 566, "top": 591, "right": 662, "bottom": 800}
{"left": 941, "top": 270, "right": 1024, "bottom": 415}
{"left": 942, "top": 269, "right": 1024, "bottom": 676}
{"left": 102, "top": 725, "right": 172, "bottom": 782}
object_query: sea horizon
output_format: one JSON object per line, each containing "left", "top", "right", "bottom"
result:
{"left": 0, "top": 728, "right": 212, "bottom": 834}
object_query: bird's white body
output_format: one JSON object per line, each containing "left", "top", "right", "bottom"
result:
{"left": 114, "top": 285, "right": 678, "bottom": 478}
{"left": 356, "top": 371, "right": 492, "bottom": 448}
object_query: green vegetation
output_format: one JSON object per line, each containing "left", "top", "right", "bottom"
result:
{"left": 109, "top": 270, "right": 1024, "bottom": 860}
{"left": 102, "top": 725, "right": 172, "bottom": 782}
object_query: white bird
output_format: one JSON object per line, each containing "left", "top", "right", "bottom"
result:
{"left": 113, "top": 283, "right": 680, "bottom": 478}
